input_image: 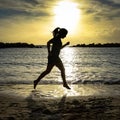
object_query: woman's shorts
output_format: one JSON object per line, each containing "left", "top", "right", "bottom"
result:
{"left": 48, "top": 55, "right": 62, "bottom": 65}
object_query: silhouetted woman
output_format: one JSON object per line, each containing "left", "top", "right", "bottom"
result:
{"left": 34, "top": 27, "right": 71, "bottom": 89}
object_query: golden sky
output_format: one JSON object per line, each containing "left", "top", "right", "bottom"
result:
{"left": 0, "top": 0, "right": 120, "bottom": 45}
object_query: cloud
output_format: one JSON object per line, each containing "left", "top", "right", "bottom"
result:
{"left": 0, "top": 0, "right": 56, "bottom": 19}
{"left": 98, "top": 0, "right": 120, "bottom": 8}
{"left": 23, "top": 0, "right": 39, "bottom": 6}
{"left": 73, "top": 0, "right": 120, "bottom": 43}
{"left": 101, "top": 28, "right": 120, "bottom": 42}
{"left": 76, "top": 0, "right": 120, "bottom": 21}
{"left": 0, "top": 0, "right": 58, "bottom": 44}
{"left": 0, "top": 0, "right": 120, "bottom": 44}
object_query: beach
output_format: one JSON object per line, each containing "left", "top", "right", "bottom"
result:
{"left": 0, "top": 84, "right": 120, "bottom": 120}
{"left": 0, "top": 47, "right": 120, "bottom": 119}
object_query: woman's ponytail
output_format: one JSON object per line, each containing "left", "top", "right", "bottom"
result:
{"left": 52, "top": 27, "right": 68, "bottom": 37}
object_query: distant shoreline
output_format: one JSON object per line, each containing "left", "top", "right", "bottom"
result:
{"left": 0, "top": 42, "right": 43, "bottom": 48}
{"left": 0, "top": 42, "right": 120, "bottom": 48}
{"left": 72, "top": 43, "right": 120, "bottom": 47}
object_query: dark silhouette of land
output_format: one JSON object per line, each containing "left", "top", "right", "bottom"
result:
{"left": 0, "top": 42, "right": 42, "bottom": 48}
{"left": 0, "top": 42, "right": 120, "bottom": 48}
{"left": 72, "top": 43, "right": 120, "bottom": 47}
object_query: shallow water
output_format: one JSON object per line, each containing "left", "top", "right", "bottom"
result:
{"left": 0, "top": 84, "right": 120, "bottom": 98}
{"left": 0, "top": 47, "right": 120, "bottom": 85}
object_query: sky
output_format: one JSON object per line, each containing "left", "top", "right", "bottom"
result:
{"left": 0, "top": 0, "right": 120, "bottom": 45}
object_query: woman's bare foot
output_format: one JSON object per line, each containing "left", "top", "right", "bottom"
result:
{"left": 34, "top": 80, "right": 38, "bottom": 89}
{"left": 63, "top": 84, "right": 71, "bottom": 89}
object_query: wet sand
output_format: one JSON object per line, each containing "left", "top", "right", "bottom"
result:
{"left": 0, "top": 84, "right": 120, "bottom": 120}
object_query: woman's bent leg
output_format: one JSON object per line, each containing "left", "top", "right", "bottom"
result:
{"left": 56, "top": 59, "right": 70, "bottom": 89}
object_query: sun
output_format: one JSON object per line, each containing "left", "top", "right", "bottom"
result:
{"left": 53, "top": 1, "right": 80, "bottom": 34}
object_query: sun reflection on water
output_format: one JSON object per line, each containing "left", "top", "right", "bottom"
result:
{"left": 60, "top": 47, "right": 77, "bottom": 82}
{"left": 63, "top": 85, "right": 80, "bottom": 96}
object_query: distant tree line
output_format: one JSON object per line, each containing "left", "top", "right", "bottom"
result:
{"left": 0, "top": 42, "right": 120, "bottom": 48}
{"left": 72, "top": 43, "right": 120, "bottom": 47}
{"left": 0, "top": 42, "right": 42, "bottom": 48}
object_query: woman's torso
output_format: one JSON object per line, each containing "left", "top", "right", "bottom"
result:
{"left": 51, "top": 37, "right": 62, "bottom": 57}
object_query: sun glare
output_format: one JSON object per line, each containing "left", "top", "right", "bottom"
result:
{"left": 53, "top": 1, "right": 80, "bottom": 34}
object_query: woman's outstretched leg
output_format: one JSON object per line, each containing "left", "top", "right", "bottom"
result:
{"left": 56, "top": 59, "right": 71, "bottom": 89}
{"left": 34, "top": 64, "right": 53, "bottom": 89}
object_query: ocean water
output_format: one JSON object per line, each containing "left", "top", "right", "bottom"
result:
{"left": 0, "top": 47, "right": 120, "bottom": 85}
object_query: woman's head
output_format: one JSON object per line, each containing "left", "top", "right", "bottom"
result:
{"left": 52, "top": 27, "right": 68, "bottom": 38}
